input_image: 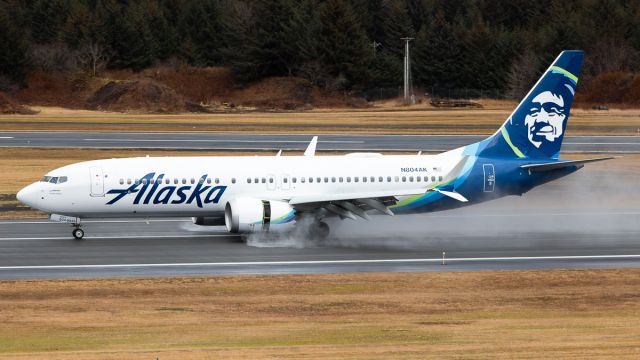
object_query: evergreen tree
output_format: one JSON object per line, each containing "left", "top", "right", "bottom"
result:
{"left": 0, "top": 4, "right": 29, "bottom": 86}
{"left": 29, "top": 0, "right": 70, "bottom": 44}
{"left": 413, "top": 11, "right": 464, "bottom": 89}
{"left": 317, "top": 0, "right": 371, "bottom": 88}
{"left": 180, "top": 0, "right": 225, "bottom": 66}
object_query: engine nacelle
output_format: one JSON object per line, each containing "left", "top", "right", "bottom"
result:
{"left": 224, "top": 197, "right": 295, "bottom": 233}
{"left": 191, "top": 216, "right": 225, "bottom": 226}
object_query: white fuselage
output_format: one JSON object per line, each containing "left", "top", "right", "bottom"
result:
{"left": 18, "top": 149, "right": 463, "bottom": 218}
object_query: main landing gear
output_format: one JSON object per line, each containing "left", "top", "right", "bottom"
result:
{"left": 72, "top": 226, "right": 84, "bottom": 240}
{"left": 309, "top": 221, "right": 330, "bottom": 240}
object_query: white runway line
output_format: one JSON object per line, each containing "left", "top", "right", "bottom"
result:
{"left": 0, "top": 136, "right": 14, "bottom": 139}
{"left": 1, "top": 254, "right": 639, "bottom": 270}
{"left": 0, "top": 234, "right": 234, "bottom": 241}
{"left": 83, "top": 138, "right": 364, "bottom": 144}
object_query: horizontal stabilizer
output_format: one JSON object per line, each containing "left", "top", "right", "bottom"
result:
{"left": 521, "top": 157, "right": 613, "bottom": 172}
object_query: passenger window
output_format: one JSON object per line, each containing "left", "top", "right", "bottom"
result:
{"left": 199, "top": 178, "right": 204, "bottom": 184}
{"left": 150, "top": 179, "right": 155, "bottom": 184}
{"left": 261, "top": 178, "right": 266, "bottom": 183}
{"left": 206, "top": 178, "right": 211, "bottom": 184}
{"left": 378, "top": 176, "right": 383, "bottom": 182}
{"left": 301, "top": 177, "right": 305, "bottom": 183}
{"left": 181, "top": 178, "right": 186, "bottom": 184}
{"left": 309, "top": 177, "right": 314, "bottom": 183}
{"left": 215, "top": 178, "right": 220, "bottom": 184}
{"left": 119, "top": 179, "right": 124, "bottom": 185}
{"left": 173, "top": 178, "right": 178, "bottom": 184}
{"left": 284, "top": 178, "right": 288, "bottom": 183}
{"left": 387, "top": 176, "right": 392, "bottom": 182}
{"left": 190, "top": 178, "right": 195, "bottom": 184}
{"left": 232, "top": 178, "right": 236, "bottom": 184}
{"left": 269, "top": 177, "right": 273, "bottom": 183}
{"left": 431, "top": 176, "right": 436, "bottom": 182}
{"left": 331, "top": 177, "right": 336, "bottom": 183}
{"left": 347, "top": 177, "right": 351, "bottom": 183}
{"left": 324, "top": 177, "right": 328, "bottom": 183}
{"left": 439, "top": 176, "right": 443, "bottom": 182}
{"left": 424, "top": 176, "right": 428, "bottom": 182}
{"left": 354, "top": 177, "right": 359, "bottom": 183}
{"left": 142, "top": 179, "right": 148, "bottom": 185}
{"left": 316, "top": 177, "right": 321, "bottom": 183}
{"left": 339, "top": 177, "right": 343, "bottom": 182}
{"left": 409, "top": 176, "right": 414, "bottom": 182}
{"left": 135, "top": 179, "right": 140, "bottom": 185}
{"left": 401, "top": 176, "right": 406, "bottom": 182}
{"left": 165, "top": 178, "right": 170, "bottom": 184}
{"left": 394, "top": 176, "right": 399, "bottom": 182}
{"left": 127, "top": 179, "right": 132, "bottom": 185}
{"left": 247, "top": 178, "right": 252, "bottom": 184}
{"left": 254, "top": 178, "right": 259, "bottom": 183}
{"left": 292, "top": 177, "right": 297, "bottom": 183}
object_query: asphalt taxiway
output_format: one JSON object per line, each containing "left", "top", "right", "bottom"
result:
{"left": 1, "top": 132, "right": 640, "bottom": 153}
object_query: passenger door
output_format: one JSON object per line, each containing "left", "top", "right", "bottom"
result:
{"left": 90, "top": 167, "right": 105, "bottom": 196}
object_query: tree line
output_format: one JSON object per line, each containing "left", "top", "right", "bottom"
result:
{"left": 2, "top": 0, "right": 640, "bottom": 98}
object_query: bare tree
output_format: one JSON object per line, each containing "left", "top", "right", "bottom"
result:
{"left": 76, "top": 41, "right": 111, "bottom": 77}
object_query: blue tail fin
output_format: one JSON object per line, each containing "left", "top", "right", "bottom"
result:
{"left": 478, "top": 50, "right": 584, "bottom": 159}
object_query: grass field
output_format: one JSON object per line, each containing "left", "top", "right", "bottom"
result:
{"left": 0, "top": 269, "right": 639, "bottom": 359}
{"left": 1, "top": 105, "right": 640, "bottom": 134}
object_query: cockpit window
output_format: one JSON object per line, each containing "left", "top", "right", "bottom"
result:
{"left": 40, "top": 176, "right": 68, "bottom": 184}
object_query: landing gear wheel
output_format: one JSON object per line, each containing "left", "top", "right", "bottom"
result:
{"left": 72, "top": 228, "right": 84, "bottom": 240}
{"left": 312, "top": 221, "right": 330, "bottom": 241}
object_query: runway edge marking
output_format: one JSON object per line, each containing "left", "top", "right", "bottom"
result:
{"left": 1, "top": 254, "right": 639, "bottom": 270}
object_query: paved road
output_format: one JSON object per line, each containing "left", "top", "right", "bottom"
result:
{"left": 2, "top": 132, "right": 640, "bottom": 153}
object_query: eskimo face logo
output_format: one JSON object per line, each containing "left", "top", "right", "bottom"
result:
{"left": 106, "top": 173, "right": 226, "bottom": 208}
{"left": 524, "top": 91, "right": 567, "bottom": 148}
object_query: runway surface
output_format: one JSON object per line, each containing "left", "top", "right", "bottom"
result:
{"left": 1, "top": 164, "right": 639, "bottom": 279}
{"left": 2, "top": 132, "right": 640, "bottom": 153}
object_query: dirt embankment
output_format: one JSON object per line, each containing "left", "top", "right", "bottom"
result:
{"left": 12, "top": 66, "right": 368, "bottom": 113}
{"left": 0, "top": 92, "right": 38, "bottom": 114}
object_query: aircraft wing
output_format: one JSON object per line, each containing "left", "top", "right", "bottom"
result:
{"left": 520, "top": 157, "right": 613, "bottom": 172}
{"left": 288, "top": 156, "right": 471, "bottom": 220}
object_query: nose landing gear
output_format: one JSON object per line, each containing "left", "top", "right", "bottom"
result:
{"left": 72, "top": 227, "right": 84, "bottom": 240}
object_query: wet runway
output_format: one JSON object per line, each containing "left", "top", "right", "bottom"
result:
{"left": 2, "top": 132, "right": 640, "bottom": 153}
{"left": 2, "top": 164, "right": 639, "bottom": 279}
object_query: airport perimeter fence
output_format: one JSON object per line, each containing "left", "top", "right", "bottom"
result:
{"left": 360, "top": 87, "right": 510, "bottom": 102}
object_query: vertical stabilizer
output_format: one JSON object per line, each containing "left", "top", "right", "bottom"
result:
{"left": 478, "top": 50, "right": 584, "bottom": 159}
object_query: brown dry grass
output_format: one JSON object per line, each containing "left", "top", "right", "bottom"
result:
{"left": 0, "top": 269, "right": 639, "bottom": 359}
{"left": 1, "top": 106, "right": 640, "bottom": 135}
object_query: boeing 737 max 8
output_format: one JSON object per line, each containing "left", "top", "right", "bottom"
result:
{"left": 17, "top": 50, "right": 610, "bottom": 239}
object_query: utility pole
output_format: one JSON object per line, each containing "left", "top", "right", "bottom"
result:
{"left": 371, "top": 41, "right": 381, "bottom": 57}
{"left": 401, "top": 37, "right": 414, "bottom": 104}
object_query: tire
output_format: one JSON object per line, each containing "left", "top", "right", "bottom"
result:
{"left": 72, "top": 228, "right": 84, "bottom": 240}
{"left": 315, "top": 221, "right": 330, "bottom": 240}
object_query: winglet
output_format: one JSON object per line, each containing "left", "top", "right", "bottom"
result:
{"left": 304, "top": 136, "right": 318, "bottom": 156}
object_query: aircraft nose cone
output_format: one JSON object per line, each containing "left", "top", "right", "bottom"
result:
{"left": 16, "top": 183, "right": 40, "bottom": 208}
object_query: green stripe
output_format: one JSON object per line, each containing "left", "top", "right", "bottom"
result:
{"left": 550, "top": 66, "right": 578, "bottom": 83}
{"left": 501, "top": 127, "right": 525, "bottom": 158}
